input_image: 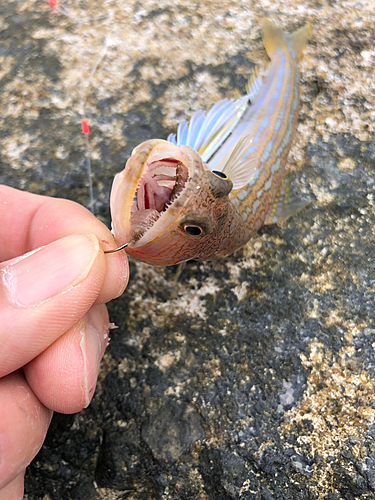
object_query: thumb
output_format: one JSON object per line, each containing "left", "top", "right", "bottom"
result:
{"left": 24, "top": 304, "right": 110, "bottom": 414}
{"left": 0, "top": 233, "right": 106, "bottom": 377}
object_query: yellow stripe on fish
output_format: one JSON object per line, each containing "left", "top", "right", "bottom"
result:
{"left": 109, "top": 19, "right": 311, "bottom": 266}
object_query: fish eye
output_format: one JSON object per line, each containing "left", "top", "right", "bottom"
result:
{"left": 207, "top": 170, "right": 233, "bottom": 197}
{"left": 184, "top": 225, "right": 203, "bottom": 236}
{"left": 212, "top": 170, "right": 228, "bottom": 179}
{"left": 180, "top": 212, "right": 212, "bottom": 236}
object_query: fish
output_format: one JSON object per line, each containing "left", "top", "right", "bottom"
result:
{"left": 109, "top": 18, "right": 311, "bottom": 266}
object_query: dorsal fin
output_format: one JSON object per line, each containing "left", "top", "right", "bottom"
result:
{"left": 168, "top": 95, "right": 249, "bottom": 162}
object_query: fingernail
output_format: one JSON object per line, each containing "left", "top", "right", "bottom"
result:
{"left": 81, "top": 306, "right": 109, "bottom": 407}
{"left": 1, "top": 234, "right": 99, "bottom": 307}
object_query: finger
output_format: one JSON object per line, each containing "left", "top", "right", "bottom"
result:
{"left": 0, "top": 473, "right": 24, "bottom": 500}
{"left": 0, "top": 185, "right": 129, "bottom": 303}
{"left": 24, "top": 305, "right": 109, "bottom": 414}
{"left": 0, "top": 371, "right": 52, "bottom": 490}
{"left": 0, "top": 233, "right": 106, "bottom": 377}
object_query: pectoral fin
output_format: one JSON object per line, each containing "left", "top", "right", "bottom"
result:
{"left": 222, "top": 133, "right": 259, "bottom": 189}
{"left": 265, "top": 177, "right": 313, "bottom": 226}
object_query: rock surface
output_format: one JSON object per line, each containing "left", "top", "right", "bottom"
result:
{"left": 1, "top": 0, "right": 375, "bottom": 498}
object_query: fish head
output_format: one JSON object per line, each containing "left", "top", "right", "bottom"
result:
{"left": 110, "top": 139, "right": 235, "bottom": 265}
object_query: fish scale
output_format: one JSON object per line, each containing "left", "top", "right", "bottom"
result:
{"left": 231, "top": 59, "right": 302, "bottom": 233}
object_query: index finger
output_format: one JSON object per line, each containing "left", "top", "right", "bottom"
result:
{"left": 0, "top": 185, "right": 129, "bottom": 303}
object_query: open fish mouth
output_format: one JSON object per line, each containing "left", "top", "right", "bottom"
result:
{"left": 110, "top": 142, "right": 191, "bottom": 247}
{"left": 130, "top": 154, "right": 189, "bottom": 241}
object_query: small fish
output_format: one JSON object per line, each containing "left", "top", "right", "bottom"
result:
{"left": 110, "top": 19, "right": 311, "bottom": 266}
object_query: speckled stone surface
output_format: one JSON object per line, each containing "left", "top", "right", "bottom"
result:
{"left": 1, "top": 0, "right": 375, "bottom": 499}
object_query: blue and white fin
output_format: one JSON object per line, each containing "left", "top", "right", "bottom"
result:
{"left": 265, "top": 177, "right": 313, "bottom": 225}
{"left": 167, "top": 95, "right": 249, "bottom": 162}
{"left": 221, "top": 133, "right": 259, "bottom": 189}
{"left": 206, "top": 71, "right": 262, "bottom": 173}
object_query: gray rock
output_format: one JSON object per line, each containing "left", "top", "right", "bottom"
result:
{"left": 1, "top": 0, "right": 375, "bottom": 499}
{"left": 141, "top": 401, "right": 204, "bottom": 465}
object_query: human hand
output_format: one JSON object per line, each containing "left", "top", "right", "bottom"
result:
{"left": 0, "top": 185, "right": 129, "bottom": 499}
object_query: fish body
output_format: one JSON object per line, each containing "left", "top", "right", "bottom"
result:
{"left": 110, "top": 19, "right": 311, "bottom": 266}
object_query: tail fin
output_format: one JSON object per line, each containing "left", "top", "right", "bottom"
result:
{"left": 262, "top": 18, "right": 311, "bottom": 60}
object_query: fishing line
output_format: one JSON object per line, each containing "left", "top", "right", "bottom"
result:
{"left": 81, "top": 119, "right": 94, "bottom": 212}
{"left": 46, "top": 0, "right": 113, "bottom": 214}
{"left": 78, "top": 35, "right": 112, "bottom": 213}
{"left": 46, "top": 0, "right": 112, "bottom": 23}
